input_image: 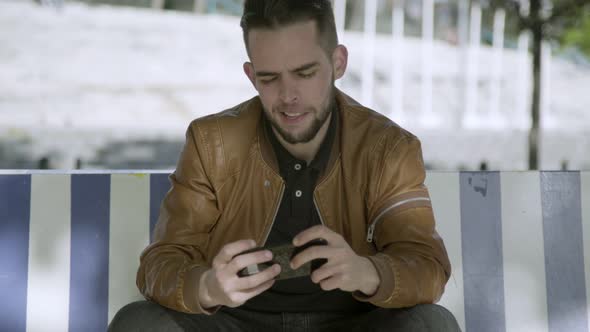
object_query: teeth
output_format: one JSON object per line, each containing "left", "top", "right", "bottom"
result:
{"left": 283, "top": 112, "right": 301, "bottom": 117}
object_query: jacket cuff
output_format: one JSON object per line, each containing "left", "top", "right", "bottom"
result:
{"left": 180, "top": 264, "right": 221, "bottom": 315}
{"left": 353, "top": 253, "right": 398, "bottom": 305}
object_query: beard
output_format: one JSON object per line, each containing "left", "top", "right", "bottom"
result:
{"left": 266, "top": 84, "right": 336, "bottom": 145}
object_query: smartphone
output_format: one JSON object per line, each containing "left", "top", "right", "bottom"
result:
{"left": 235, "top": 238, "right": 328, "bottom": 280}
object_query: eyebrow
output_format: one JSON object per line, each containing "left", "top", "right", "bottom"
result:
{"left": 256, "top": 62, "right": 319, "bottom": 77}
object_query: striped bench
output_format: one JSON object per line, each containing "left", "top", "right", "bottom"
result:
{"left": 1, "top": 171, "right": 589, "bottom": 332}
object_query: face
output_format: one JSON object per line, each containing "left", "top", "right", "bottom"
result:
{"left": 244, "top": 21, "right": 347, "bottom": 144}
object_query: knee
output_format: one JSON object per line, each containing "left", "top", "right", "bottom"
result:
{"left": 410, "top": 304, "right": 461, "bottom": 332}
{"left": 108, "top": 301, "right": 177, "bottom": 332}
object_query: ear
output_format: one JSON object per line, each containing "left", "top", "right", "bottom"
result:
{"left": 243, "top": 62, "right": 258, "bottom": 90}
{"left": 331, "top": 45, "right": 348, "bottom": 80}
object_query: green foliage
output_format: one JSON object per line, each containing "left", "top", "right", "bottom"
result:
{"left": 561, "top": 10, "right": 590, "bottom": 56}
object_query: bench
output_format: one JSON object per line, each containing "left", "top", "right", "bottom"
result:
{"left": 1, "top": 171, "right": 589, "bottom": 331}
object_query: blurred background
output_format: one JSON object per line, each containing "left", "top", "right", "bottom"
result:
{"left": 1, "top": 0, "right": 589, "bottom": 171}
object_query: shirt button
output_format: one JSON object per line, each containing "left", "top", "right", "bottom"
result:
{"left": 294, "top": 163, "right": 302, "bottom": 171}
{"left": 295, "top": 190, "right": 303, "bottom": 198}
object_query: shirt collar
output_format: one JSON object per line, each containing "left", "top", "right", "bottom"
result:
{"left": 265, "top": 103, "right": 338, "bottom": 175}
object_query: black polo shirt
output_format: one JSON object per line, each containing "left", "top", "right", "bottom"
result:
{"left": 243, "top": 106, "right": 374, "bottom": 313}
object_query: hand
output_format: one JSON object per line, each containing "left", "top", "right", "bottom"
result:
{"left": 290, "top": 226, "right": 380, "bottom": 295}
{"left": 198, "top": 239, "right": 281, "bottom": 308}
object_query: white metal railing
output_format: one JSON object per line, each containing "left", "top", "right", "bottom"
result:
{"left": 331, "top": 0, "right": 560, "bottom": 131}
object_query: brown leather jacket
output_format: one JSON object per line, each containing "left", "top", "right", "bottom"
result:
{"left": 137, "top": 90, "right": 451, "bottom": 314}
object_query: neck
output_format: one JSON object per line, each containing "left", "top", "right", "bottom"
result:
{"left": 273, "top": 112, "right": 332, "bottom": 164}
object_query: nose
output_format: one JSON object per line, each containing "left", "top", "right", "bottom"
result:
{"left": 278, "top": 78, "right": 299, "bottom": 105}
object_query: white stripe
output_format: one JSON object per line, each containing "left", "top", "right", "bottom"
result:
{"left": 501, "top": 172, "right": 548, "bottom": 332}
{"left": 582, "top": 171, "right": 590, "bottom": 332}
{"left": 26, "top": 175, "right": 71, "bottom": 332}
{"left": 108, "top": 174, "right": 150, "bottom": 323}
{"left": 425, "top": 172, "right": 465, "bottom": 331}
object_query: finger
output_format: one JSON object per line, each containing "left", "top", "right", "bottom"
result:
{"left": 290, "top": 245, "right": 333, "bottom": 270}
{"left": 310, "top": 264, "right": 339, "bottom": 284}
{"left": 239, "top": 278, "right": 276, "bottom": 302}
{"left": 319, "top": 275, "right": 341, "bottom": 291}
{"left": 229, "top": 250, "right": 273, "bottom": 274}
{"left": 293, "top": 225, "right": 340, "bottom": 247}
{"left": 213, "top": 239, "right": 257, "bottom": 267}
{"left": 235, "top": 263, "right": 281, "bottom": 290}
{"left": 223, "top": 273, "right": 277, "bottom": 308}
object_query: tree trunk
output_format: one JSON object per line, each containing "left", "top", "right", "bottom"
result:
{"left": 528, "top": 0, "right": 542, "bottom": 170}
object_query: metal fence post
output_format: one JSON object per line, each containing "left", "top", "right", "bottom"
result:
{"left": 391, "top": 0, "right": 405, "bottom": 124}
{"left": 361, "top": 0, "right": 377, "bottom": 108}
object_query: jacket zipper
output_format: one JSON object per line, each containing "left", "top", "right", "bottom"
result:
{"left": 261, "top": 183, "right": 285, "bottom": 246}
{"left": 366, "top": 197, "right": 431, "bottom": 243}
{"left": 313, "top": 195, "right": 326, "bottom": 227}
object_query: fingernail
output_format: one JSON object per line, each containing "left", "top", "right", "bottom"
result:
{"left": 265, "top": 250, "right": 272, "bottom": 258}
{"left": 293, "top": 238, "right": 299, "bottom": 246}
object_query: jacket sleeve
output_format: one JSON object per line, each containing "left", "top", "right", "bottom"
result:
{"left": 353, "top": 134, "right": 451, "bottom": 308}
{"left": 136, "top": 121, "right": 221, "bottom": 314}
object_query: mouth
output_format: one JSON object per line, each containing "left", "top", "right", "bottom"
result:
{"left": 279, "top": 111, "right": 307, "bottom": 124}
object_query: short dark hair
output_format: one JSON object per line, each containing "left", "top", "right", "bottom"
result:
{"left": 240, "top": 0, "right": 338, "bottom": 57}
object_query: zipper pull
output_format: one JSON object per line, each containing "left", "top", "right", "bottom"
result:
{"left": 366, "top": 223, "right": 375, "bottom": 243}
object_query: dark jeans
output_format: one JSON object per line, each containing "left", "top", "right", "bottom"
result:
{"left": 108, "top": 301, "right": 461, "bottom": 332}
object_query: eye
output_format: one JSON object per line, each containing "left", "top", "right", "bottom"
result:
{"left": 259, "top": 77, "right": 277, "bottom": 84}
{"left": 299, "top": 71, "right": 316, "bottom": 79}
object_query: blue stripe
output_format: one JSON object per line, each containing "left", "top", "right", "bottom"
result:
{"left": 460, "top": 172, "right": 506, "bottom": 332}
{"left": 0, "top": 175, "right": 31, "bottom": 332}
{"left": 541, "top": 172, "right": 589, "bottom": 332}
{"left": 149, "top": 173, "right": 170, "bottom": 241}
{"left": 69, "top": 174, "right": 110, "bottom": 332}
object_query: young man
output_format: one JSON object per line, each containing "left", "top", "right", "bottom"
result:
{"left": 109, "top": 1, "right": 459, "bottom": 331}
